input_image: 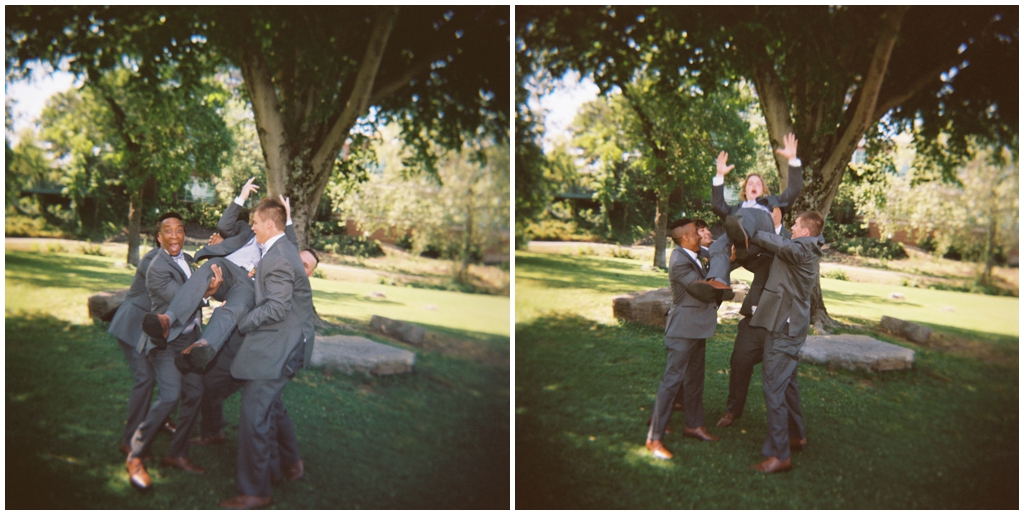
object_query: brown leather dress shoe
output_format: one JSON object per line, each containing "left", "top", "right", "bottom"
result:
{"left": 161, "top": 456, "right": 206, "bottom": 474}
{"left": 219, "top": 495, "right": 273, "bottom": 509}
{"left": 126, "top": 457, "right": 151, "bottom": 490}
{"left": 682, "top": 426, "right": 720, "bottom": 442}
{"left": 687, "top": 280, "right": 734, "bottom": 303}
{"left": 724, "top": 215, "right": 751, "bottom": 260}
{"left": 191, "top": 432, "right": 226, "bottom": 446}
{"left": 751, "top": 456, "right": 792, "bottom": 474}
{"left": 717, "top": 412, "right": 739, "bottom": 427}
{"left": 645, "top": 439, "right": 673, "bottom": 460}
{"left": 790, "top": 437, "right": 808, "bottom": 451}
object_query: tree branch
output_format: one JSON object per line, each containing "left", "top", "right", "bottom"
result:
{"left": 367, "top": 55, "right": 438, "bottom": 107}
{"left": 239, "top": 42, "right": 290, "bottom": 196}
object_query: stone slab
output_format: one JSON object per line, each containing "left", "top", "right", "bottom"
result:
{"left": 88, "top": 289, "right": 129, "bottom": 321}
{"left": 612, "top": 288, "right": 672, "bottom": 328}
{"left": 311, "top": 334, "right": 415, "bottom": 376}
{"left": 801, "top": 334, "right": 915, "bottom": 372}
{"left": 879, "top": 315, "right": 933, "bottom": 344}
{"left": 370, "top": 315, "right": 427, "bottom": 345}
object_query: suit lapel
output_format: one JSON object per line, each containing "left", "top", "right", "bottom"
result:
{"left": 158, "top": 250, "right": 188, "bottom": 283}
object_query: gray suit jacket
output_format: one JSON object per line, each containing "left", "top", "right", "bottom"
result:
{"left": 144, "top": 249, "right": 202, "bottom": 354}
{"left": 108, "top": 247, "right": 160, "bottom": 347}
{"left": 748, "top": 231, "right": 824, "bottom": 340}
{"left": 233, "top": 237, "right": 315, "bottom": 381}
{"left": 738, "top": 226, "right": 791, "bottom": 317}
{"left": 712, "top": 165, "right": 803, "bottom": 217}
{"left": 195, "top": 202, "right": 297, "bottom": 262}
{"left": 664, "top": 246, "right": 718, "bottom": 340}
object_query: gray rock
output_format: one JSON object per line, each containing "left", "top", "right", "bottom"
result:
{"left": 311, "top": 334, "right": 415, "bottom": 376}
{"left": 879, "top": 315, "right": 933, "bottom": 344}
{"left": 370, "top": 315, "right": 427, "bottom": 345}
{"left": 800, "top": 334, "right": 915, "bottom": 372}
{"left": 88, "top": 289, "right": 129, "bottom": 321}
{"left": 612, "top": 288, "right": 672, "bottom": 328}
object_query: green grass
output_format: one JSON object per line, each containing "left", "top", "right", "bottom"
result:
{"left": 5, "top": 250, "right": 509, "bottom": 509}
{"left": 515, "top": 251, "right": 1018, "bottom": 509}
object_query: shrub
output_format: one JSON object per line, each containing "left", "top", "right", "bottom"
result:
{"left": 5, "top": 213, "right": 66, "bottom": 238}
{"left": 831, "top": 236, "right": 908, "bottom": 260}
{"left": 526, "top": 218, "right": 598, "bottom": 242}
{"left": 80, "top": 243, "right": 106, "bottom": 256}
{"left": 308, "top": 220, "right": 383, "bottom": 258}
{"left": 608, "top": 245, "right": 634, "bottom": 260}
{"left": 821, "top": 269, "right": 849, "bottom": 281}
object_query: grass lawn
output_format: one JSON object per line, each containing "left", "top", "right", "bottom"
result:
{"left": 515, "top": 251, "right": 1018, "bottom": 509}
{"left": 5, "top": 249, "right": 510, "bottom": 509}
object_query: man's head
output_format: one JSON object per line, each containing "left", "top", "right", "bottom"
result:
{"left": 668, "top": 218, "right": 700, "bottom": 252}
{"left": 251, "top": 197, "right": 286, "bottom": 244}
{"left": 694, "top": 219, "right": 713, "bottom": 247}
{"left": 740, "top": 174, "right": 768, "bottom": 201}
{"left": 300, "top": 248, "right": 319, "bottom": 278}
{"left": 791, "top": 211, "right": 825, "bottom": 239}
{"left": 156, "top": 212, "right": 185, "bottom": 256}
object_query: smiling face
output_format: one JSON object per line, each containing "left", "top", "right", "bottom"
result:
{"left": 251, "top": 211, "right": 273, "bottom": 245}
{"left": 156, "top": 216, "right": 185, "bottom": 256}
{"left": 743, "top": 174, "right": 766, "bottom": 201}
{"left": 697, "top": 226, "right": 713, "bottom": 247}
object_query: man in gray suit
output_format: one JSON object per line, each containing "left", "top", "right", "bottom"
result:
{"left": 718, "top": 207, "right": 791, "bottom": 428}
{"left": 645, "top": 218, "right": 721, "bottom": 461}
{"left": 745, "top": 210, "right": 825, "bottom": 473}
{"left": 141, "top": 178, "right": 297, "bottom": 372}
{"left": 219, "top": 197, "right": 315, "bottom": 509}
{"left": 108, "top": 243, "right": 184, "bottom": 455}
{"left": 125, "top": 212, "right": 208, "bottom": 490}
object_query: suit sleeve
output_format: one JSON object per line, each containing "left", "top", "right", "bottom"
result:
{"left": 237, "top": 256, "right": 295, "bottom": 334}
{"left": 146, "top": 259, "right": 182, "bottom": 309}
{"left": 670, "top": 256, "right": 704, "bottom": 291}
{"left": 711, "top": 183, "right": 732, "bottom": 219}
{"left": 216, "top": 202, "right": 245, "bottom": 237}
{"left": 285, "top": 223, "right": 298, "bottom": 247}
{"left": 750, "top": 231, "right": 810, "bottom": 267}
{"left": 775, "top": 165, "right": 803, "bottom": 209}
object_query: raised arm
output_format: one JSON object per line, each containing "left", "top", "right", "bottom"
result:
{"left": 281, "top": 195, "right": 298, "bottom": 246}
{"left": 775, "top": 133, "right": 803, "bottom": 207}
{"left": 711, "top": 151, "right": 735, "bottom": 218}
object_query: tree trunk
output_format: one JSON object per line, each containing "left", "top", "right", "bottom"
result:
{"left": 809, "top": 277, "right": 833, "bottom": 333}
{"left": 126, "top": 187, "right": 143, "bottom": 266}
{"left": 653, "top": 189, "right": 669, "bottom": 269}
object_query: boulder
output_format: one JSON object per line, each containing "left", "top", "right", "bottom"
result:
{"left": 801, "top": 334, "right": 915, "bottom": 372}
{"left": 311, "top": 334, "right": 415, "bottom": 376}
{"left": 88, "top": 289, "right": 129, "bottom": 321}
{"left": 370, "top": 315, "right": 427, "bottom": 346}
{"left": 612, "top": 288, "right": 672, "bottom": 328}
{"left": 879, "top": 316, "right": 933, "bottom": 344}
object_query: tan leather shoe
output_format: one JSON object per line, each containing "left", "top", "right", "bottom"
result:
{"left": 219, "top": 495, "right": 273, "bottom": 509}
{"left": 790, "top": 437, "right": 808, "bottom": 451}
{"left": 645, "top": 439, "right": 673, "bottom": 460}
{"left": 682, "top": 426, "right": 720, "bottom": 442}
{"left": 750, "top": 456, "right": 792, "bottom": 473}
{"left": 161, "top": 456, "right": 206, "bottom": 474}
{"left": 717, "top": 412, "right": 738, "bottom": 427}
{"left": 191, "top": 432, "right": 226, "bottom": 446}
{"left": 126, "top": 457, "right": 151, "bottom": 490}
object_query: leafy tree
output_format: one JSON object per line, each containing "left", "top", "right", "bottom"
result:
{"left": 6, "top": 6, "right": 509, "bottom": 250}
{"left": 520, "top": 5, "right": 1017, "bottom": 326}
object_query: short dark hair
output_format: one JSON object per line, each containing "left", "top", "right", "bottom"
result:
{"left": 669, "top": 218, "right": 695, "bottom": 232}
{"left": 797, "top": 211, "right": 825, "bottom": 237}
{"left": 155, "top": 211, "right": 184, "bottom": 237}
{"left": 694, "top": 219, "right": 708, "bottom": 230}
{"left": 253, "top": 197, "right": 286, "bottom": 230}
{"left": 302, "top": 247, "right": 319, "bottom": 264}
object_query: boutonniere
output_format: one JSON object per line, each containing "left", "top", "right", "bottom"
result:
{"left": 700, "top": 256, "right": 709, "bottom": 269}
{"left": 189, "top": 260, "right": 200, "bottom": 272}
{"left": 244, "top": 262, "right": 257, "bottom": 278}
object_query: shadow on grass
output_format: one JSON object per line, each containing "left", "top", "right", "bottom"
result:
{"left": 6, "top": 313, "right": 509, "bottom": 509}
{"left": 515, "top": 313, "right": 1017, "bottom": 509}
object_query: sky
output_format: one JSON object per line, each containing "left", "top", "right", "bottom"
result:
{"left": 525, "top": 70, "right": 599, "bottom": 153}
{"left": 5, "top": 60, "right": 81, "bottom": 146}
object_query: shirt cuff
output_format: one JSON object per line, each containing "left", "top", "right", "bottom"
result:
{"left": 788, "top": 158, "right": 801, "bottom": 167}
{"left": 287, "top": 220, "right": 293, "bottom": 226}
{"left": 712, "top": 175, "right": 725, "bottom": 186}
{"left": 234, "top": 196, "right": 244, "bottom": 206}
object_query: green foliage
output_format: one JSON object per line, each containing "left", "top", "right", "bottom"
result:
{"left": 524, "top": 218, "right": 598, "bottom": 243}
{"left": 4, "top": 213, "right": 67, "bottom": 238}
{"left": 821, "top": 268, "right": 850, "bottom": 281}
{"left": 307, "top": 221, "right": 384, "bottom": 258}
{"left": 831, "top": 237, "right": 908, "bottom": 260}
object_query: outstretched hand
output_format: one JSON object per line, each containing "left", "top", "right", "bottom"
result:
{"left": 205, "top": 264, "right": 223, "bottom": 298}
{"left": 239, "top": 177, "right": 260, "bottom": 203}
{"left": 776, "top": 133, "right": 798, "bottom": 161}
{"left": 208, "top": 233, "right": 224, "bottom": 246}
{"left": 716, "top": 151, "right": 735, "bottom": 177}
{"left": 279, "top": 195, "right": 291, "bottom": 223}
